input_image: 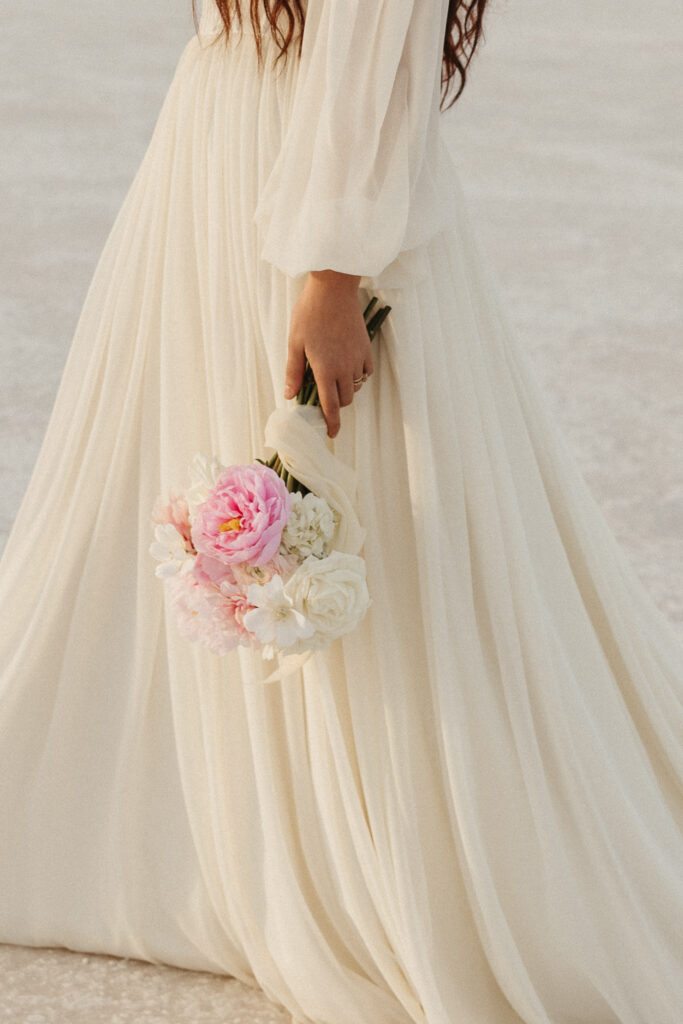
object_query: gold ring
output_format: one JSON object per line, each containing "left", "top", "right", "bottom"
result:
{"left": 352, "top": 373, "right": 368, "bottom": 385}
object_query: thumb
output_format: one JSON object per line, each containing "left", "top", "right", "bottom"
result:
{"left": 284, "top": 343, "right": 306, "bottom": 399}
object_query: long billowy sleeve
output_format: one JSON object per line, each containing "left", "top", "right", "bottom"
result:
{"left": 252, "top": 0, "right": 451, "bottom": 285}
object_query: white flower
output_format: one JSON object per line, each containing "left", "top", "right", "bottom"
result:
{"left": 241, "top": 573, "right": 316, "bottom": 650}
{"left": 283, "top": 551, "right": 371, "bottom": 647}
{"left": 149, "top": 523, "right": 194, "bottom": 579}
{"left": 279, "top": 491, "right": 340, "bottom": 560}
{"left": 185, "top": 452, "right": 227, "bottom": 521}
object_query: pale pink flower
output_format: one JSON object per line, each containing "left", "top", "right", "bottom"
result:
{"left": 151, "top": 488, "right": 193, "bottom": 548}
{"left": 166, "top": 573, "right": 244, "bottom": 656}
{"left": 218, "top": 579, "right": 258, "bottom": 641}
{"left": 230, "top": 550, "right": 300, "bottom": 590}
{"left": 190, "top": 463, "right": 292, "bottom": 567}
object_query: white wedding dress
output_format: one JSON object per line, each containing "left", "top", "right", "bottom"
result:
{"left": 1, "top": 1, "right": 681, "bottom": 1022}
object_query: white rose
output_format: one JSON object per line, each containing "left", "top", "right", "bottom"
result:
{"left": 279, "top": 491, "right": 339, "bottom": 560}
{"left": 284, "top": 551, "right": 371, "bottom": 647}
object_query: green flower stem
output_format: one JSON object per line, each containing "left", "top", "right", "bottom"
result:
{"left": 366, "top": 307, "right": 390, "bottom": 338}
{"left": 363, "top": 297, "right": 378, "bottom": 320}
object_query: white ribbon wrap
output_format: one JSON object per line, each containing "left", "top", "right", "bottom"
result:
{"left": 257, "top": 402, "right": 366, "bottom": 683}
{"left": 263, "top": 403, "right": 366, "bottom": 556}
{"left": 259, "top": 647, "right": 316, "bottom": 684}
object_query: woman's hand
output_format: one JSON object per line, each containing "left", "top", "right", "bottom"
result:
{"left": 283, "top": 269, "right": 374, "bottom": 439}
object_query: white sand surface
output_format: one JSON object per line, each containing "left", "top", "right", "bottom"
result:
{"left": 0, "top": 0, "right": 681, "bottom": 1019}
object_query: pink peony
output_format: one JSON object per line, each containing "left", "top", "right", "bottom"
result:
{"left": 190, "top": 463, "right": 292, "bottom": 568}
{"left": 152, "top": 488, "right": 193, "bottom": 548}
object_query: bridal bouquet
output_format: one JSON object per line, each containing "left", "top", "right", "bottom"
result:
{"left": 149, "top": 297, "right": 390, "bottom": 680}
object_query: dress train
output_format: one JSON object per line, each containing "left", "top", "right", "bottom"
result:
{"left": 0, "top": 3, "right": 681, "bottom": 1022}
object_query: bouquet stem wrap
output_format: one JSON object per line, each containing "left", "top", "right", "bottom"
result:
{"left": 258, "top": 403, "right": 366, "bottom": 683}
{"left": 263, "top": 404, "right": 366, "bottom": 557}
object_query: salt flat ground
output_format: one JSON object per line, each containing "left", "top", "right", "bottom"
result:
{"left": 0, "top": 0, "right": 681, "bottom": 1020}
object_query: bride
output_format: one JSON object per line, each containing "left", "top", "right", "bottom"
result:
{"left": 1, "top": 1, "right": 681, "bottom": 1022}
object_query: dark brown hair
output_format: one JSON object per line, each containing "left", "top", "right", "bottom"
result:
{"left": 191, "top": 0, "right": 488, "bottom": 110}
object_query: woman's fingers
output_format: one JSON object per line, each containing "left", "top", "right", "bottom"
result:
{"left": 337, "top": 374, "right": 356, "bottom": 408}
{"left": 283, "top": 340, "right": 307, "bottom": 399}
{"left": 288, "top": 337, "right": 373, "bottom": 438}
{"left": 364, "top": 351, "right": 374, "bottom": 376}
{"left": 316, "top": 375, "right": 341, "bottom": 438}
{"left": 336, "top": 357, "right": 372, "bottom": 424}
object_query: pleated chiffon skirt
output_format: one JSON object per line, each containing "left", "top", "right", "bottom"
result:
{"left": 0, "top": 6, "right": 681, "bottom": 1024}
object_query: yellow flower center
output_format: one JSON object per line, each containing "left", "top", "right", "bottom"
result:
{"left": 219, "top": 517, "right": 242, "bottom": 532}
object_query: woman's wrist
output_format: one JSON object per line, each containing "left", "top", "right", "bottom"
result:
{"left": 307, "top": 269, "right": 361, "bottom": 292}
